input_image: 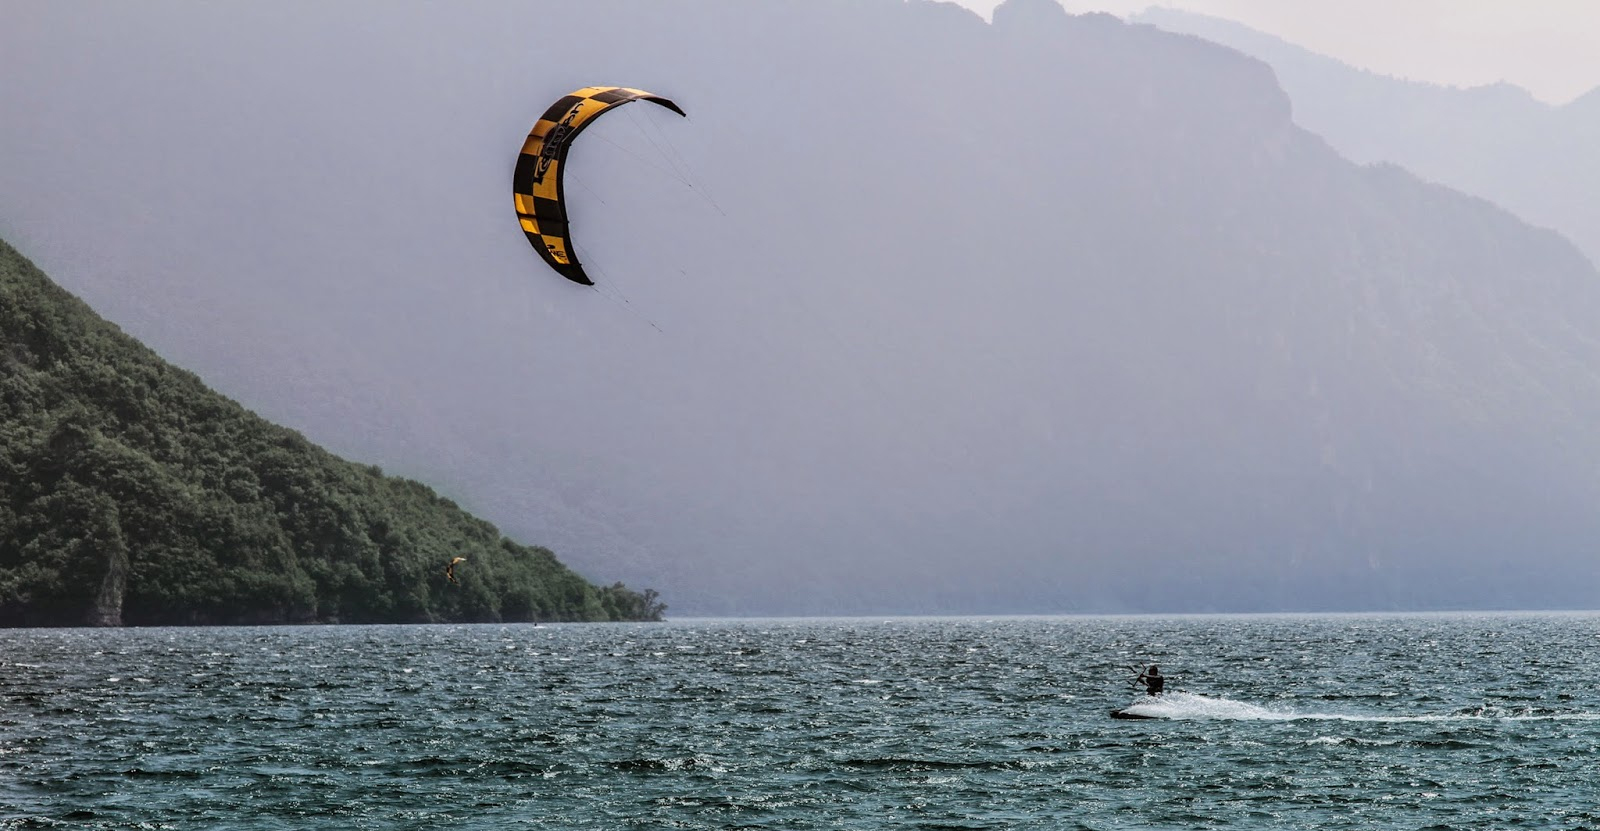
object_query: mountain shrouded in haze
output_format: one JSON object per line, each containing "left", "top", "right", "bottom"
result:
{"left": 0, "top": 240, "right": 664, "bottom": 626}
{"left": 1134, "top": 7, "right": 1600, "bottom": 270}
{"left": 3, "top": 0, "right": 1599, "bottom": 614}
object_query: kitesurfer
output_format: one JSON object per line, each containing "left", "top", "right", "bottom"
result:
{"left": 1136, "top": 664, "right": 1164, "bottom": 697}
{"left": 445, "top": 556, "right": 467, "bottom": 585}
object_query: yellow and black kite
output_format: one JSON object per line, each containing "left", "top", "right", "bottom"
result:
{"left": 512, "top": 86, "right": 686, "bottom": 285}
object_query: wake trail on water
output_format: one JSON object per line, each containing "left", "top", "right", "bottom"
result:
{"left": 1115, "top": 692, "right": 1600, "bottom": 723}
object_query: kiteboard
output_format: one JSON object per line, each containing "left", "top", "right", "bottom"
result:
{"left": 1110, "top": 693, "right": 1163, "bottom": 720}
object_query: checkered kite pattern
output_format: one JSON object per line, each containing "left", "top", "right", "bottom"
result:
{"left": 512, "top": 86, "right": 687, "bottom": 286}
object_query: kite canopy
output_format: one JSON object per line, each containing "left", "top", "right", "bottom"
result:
{"left": 512, "top": 86, "right": 687, "bottom": 285}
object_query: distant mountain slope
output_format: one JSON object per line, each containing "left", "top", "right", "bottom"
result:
{"left": 0, "top": 239, "right": 662, "bottom": 626}
{"left": 4, "top": 0, "right": 1600, "bottom": 614}
{"left": 1134, "top": 7, "right": 1600, "bottom": 268}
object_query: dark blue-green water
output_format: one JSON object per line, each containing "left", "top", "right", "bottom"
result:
{"left": 4, "top": 614, "right": 1598, "bottom": 829}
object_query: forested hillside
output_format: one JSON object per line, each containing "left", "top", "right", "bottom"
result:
{"left": 0, "top": 239, "right": 663, "bottom": 626}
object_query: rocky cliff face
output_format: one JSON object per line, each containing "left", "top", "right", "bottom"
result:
{"left": 89, "top": 545, "right": 129, "bottom": 627}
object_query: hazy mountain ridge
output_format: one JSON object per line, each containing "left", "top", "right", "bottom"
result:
{"left": 1133, "top": 7, "right": 1600, "bottom": 269}
{"left": 3, "top": 0, "right": 1598, "bottom": 614}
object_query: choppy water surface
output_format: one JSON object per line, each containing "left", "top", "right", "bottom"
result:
{"left": 3, "top": 613, "right": 1598, "bottom": 829}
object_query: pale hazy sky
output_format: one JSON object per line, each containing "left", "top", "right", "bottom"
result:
{"left": 956, "top": 0, "right": 1600, "bottom": 104}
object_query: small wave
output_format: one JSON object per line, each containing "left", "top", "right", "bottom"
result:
{"left": 120, "top": 766, "right": 205, "bottom": 779}
{"left": 838, "top": 757, "right": 1021, "bottom": 772}
{"left": 1305, "top": 735, "right": 1400, "bottom": 748}
{"left": 608, "top": 755, "right": 716, "bottom": 772}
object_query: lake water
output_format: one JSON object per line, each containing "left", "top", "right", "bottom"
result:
{"left": 3, "top": 613, "right": 1598, "bottom": 829}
